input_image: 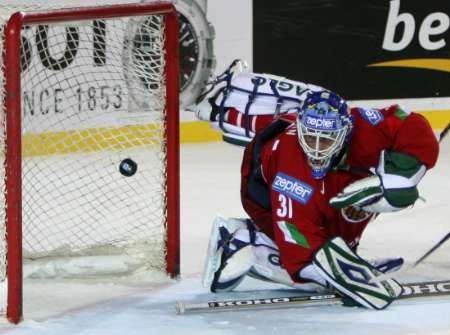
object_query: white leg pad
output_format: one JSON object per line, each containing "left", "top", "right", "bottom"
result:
{"left": 202, "top": 215, "right": 249, "bottom": 288}
{"left": 249, "top": 238, "right": 326, "bottom": 292}
{"left": 203, "top": 216, "right": 325, "bottom": 293}
{"left": 213, "top": 229, "right": 254, "bottom": 284}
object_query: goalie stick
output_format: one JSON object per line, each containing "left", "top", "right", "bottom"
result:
{"left": 175, "top": 279, "right": 450, "bottom": 314}
{"left": 440, "top": 122, "right": 450, "bottom": 143}
{"left": 413, "top": 232, "right": 450, "bottom": 266}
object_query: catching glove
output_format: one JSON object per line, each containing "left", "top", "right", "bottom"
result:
{"left": 329, "top": 150, "right": 426, "bottom": 213}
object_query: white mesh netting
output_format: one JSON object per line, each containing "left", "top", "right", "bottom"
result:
{"left": 0, "top": 1, "right": 174, "bottom": 293}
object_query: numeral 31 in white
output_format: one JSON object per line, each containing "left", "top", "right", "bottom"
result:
{"left": 276, "top": 194, "right": 292, "bottom": 218}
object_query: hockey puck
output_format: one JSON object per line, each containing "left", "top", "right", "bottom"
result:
{"left": 119, "top": 158, "right": 137, "bottom": 177}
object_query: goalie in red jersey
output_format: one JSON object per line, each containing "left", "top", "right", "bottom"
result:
{"left": 197, "top": 61, "right": 439, "bottom": 310}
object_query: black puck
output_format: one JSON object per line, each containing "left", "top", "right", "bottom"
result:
{"left": 119, "top": 158, "right": 137, "bottom": 177}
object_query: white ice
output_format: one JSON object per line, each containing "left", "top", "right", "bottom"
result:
{"left": 0, "top": 137, "right": 449, "bottom": 335}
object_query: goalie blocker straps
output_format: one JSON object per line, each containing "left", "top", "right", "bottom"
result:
{"left": 313, "top": 237, "right": 403, "bottom": 310}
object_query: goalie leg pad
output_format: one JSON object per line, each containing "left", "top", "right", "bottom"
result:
{"left": 203, "top": 216, "right": 325, "bottom": 293}
{"left": 202, "top": 216, "right": 251, "bottom": 291}
{"left": 248, "top": 233, "right": 325, "bottom": 292}
{"left": 313, "top": 237, "right": 403, "bottom": 310}
{"left": 210, "top": 228, "right": 254, "bottom": 293}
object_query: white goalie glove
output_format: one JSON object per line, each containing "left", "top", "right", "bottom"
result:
{"left": 330, "top": 150, "right": 426, "bottom": 213}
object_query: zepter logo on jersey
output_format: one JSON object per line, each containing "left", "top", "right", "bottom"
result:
{"left": 272, "top": 173, "right": 314, "bottom": 205}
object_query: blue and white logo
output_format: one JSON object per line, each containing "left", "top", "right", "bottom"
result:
{"left": 358, "top": 108, "right": 384, "bottom": 125}
{"left": 336, "top": 259, "right": 378, "bottom": 288}
{"left": 272, "top": 173, "right": 314, "bottom": 204}
{"left": 304, "top": 115, "right": 338, "bottom": 130}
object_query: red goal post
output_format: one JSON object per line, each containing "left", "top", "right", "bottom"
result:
{"left": 1, "top": 2, "right": 179, "bottom": 323}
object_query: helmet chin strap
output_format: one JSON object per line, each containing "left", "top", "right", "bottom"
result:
{"left": 309, "top": 147, "right": 349, "bottom": 179}
{"left": 309, "top": 156, "right": 333, "bottom": 179}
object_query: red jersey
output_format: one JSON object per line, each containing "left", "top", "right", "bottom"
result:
{"left": 240, "top": 105, "right": 439, "bottom": 281}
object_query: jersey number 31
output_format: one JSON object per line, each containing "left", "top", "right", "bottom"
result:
{"left": 276, "top": 194, "right": 293, "bottom": 218}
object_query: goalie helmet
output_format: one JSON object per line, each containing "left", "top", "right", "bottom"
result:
{"left": 297, "top": 90, "right": 354, "bottom": 179}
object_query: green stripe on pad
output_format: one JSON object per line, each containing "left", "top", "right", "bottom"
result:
{"left": 322, "top": 238, "right": 398, "bottom": 302}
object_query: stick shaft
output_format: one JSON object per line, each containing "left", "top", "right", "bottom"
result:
{"left": 439, "top": 122, "right": 450, "bottom": 143}
{"left": 372, "top": 232, "right": 450, "bottom": 283}
{"left": 413, "top": 232, "right": 450, "bottom": 266}
{"left": 176, "top": 280, "right": 450, "bottom": 314}
{"left": 176, "top": 294, "right": 341, "bottom": 314}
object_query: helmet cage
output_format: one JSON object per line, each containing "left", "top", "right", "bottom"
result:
{"left": 297, "top": 121, "right": 348, "bottom": 178}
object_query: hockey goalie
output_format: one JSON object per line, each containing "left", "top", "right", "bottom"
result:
{"left": 191, "top": 60, "right": 439, "bottom": 310}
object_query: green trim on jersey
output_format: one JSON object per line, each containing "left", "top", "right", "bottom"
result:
{"left": 278, "top": 221, "right": 311, "bottom": 249}
{"left": 394, "top": 106, "right": 410, "bottom": 120}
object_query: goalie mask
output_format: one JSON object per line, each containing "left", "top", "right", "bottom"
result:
{"left": 297, "top": 90, "right": 353, "bottom": 179}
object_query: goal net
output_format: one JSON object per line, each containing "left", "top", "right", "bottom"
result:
{"left": 0, "top": 1, "right": 179, "bottom": 323}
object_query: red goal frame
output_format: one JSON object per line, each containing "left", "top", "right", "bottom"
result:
{"left": 2, "top": 2, "right": 180, "bottom": 323}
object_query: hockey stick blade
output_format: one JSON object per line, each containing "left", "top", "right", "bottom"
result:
{"left": 372, "top": 232, "right": 450, "bottom": 283}
{"left": 175, "top": 279, "right": 450, "bottom": 314}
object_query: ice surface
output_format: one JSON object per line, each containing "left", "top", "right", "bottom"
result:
{"left": 0, "top": 137, "right": 449, "bottom": 335}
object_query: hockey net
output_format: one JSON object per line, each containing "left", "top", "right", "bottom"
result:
{"left": 0, "top": 1, "right": 179, "bottom": 323}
